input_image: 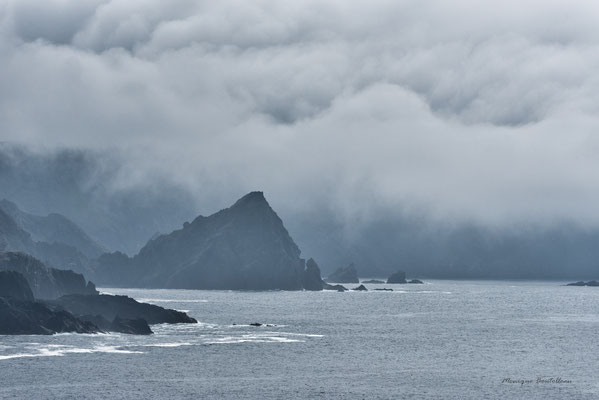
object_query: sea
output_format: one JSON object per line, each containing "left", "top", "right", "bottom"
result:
{"left": 1, "top": 281, "right": 598, "bottom": 399}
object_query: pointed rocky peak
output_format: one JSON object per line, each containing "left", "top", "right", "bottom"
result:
{"left": 221, "top": 191, "right": 280, "bottom": 222}
{"left": 231, "top": 191, "right": 269, "bottom": 209}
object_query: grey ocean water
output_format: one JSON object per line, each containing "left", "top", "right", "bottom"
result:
{"left": 1, "top": 281, "right": 598, "bottom": 399}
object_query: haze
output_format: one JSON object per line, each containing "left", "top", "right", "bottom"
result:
{"left": 2, "top": 0, "right": 599, "bottom": 276}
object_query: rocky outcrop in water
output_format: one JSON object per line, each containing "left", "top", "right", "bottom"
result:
{"left": 0, "top": 258, "right": 195, "bottom": 335}
{"left": 110, "top": 316, "right": 153, "bottom": 335}
{"left": 408, "top": 279, "right": 424, "bottom": 284}
{"left": 362, "top": 279, "right": 385, "bottom": 284}
{"left": 352, "top": 284, "right": 368, "bottom": 291}
{"left": 49, "top": 294, "right": 197, "bottom": 325}
{"left": 386, "top": 271, "right": 407, "bottom": 284}
{"left": 0, "top": 272, "right": 99, "bottom": 335}
{"left": 323, "top": 283, "right": 348, "bottom": 292}
{"left": 0, "top": 297, "right": 99, "bottom": 335}
{"left": 303, "top": 258, "right": 324, "bottom": 291}
{"left": 325, "top": 263, "right": 359, "bottom": 283}
{"left": 0, "top": 252, "right": 98, "bottom": 299}
{"left": 566, "top": 280, "right": 599, "bottom": 286}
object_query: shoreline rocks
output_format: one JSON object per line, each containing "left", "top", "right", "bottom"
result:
{"left": 303, "top": 258, "right": 324, "bottom": 291}
{"left": 566, "top": 280, "right": 599, "bottom": 287}
{"left": 1, "top": 270, "right": 197, "bottom": 335}
{"left": 48, "top": 294, "right": 197, "bottom": 325}
{"left": 362, "top": 279, "right": 384, "bottom": 284}
{"left": 0, "top": 297, "right": 99, "bottom": 335}
{"left": 0, "top": 252, "right": 98, "bottom": 300}
{"left": 323, "top": 283, "right": 348, "bottom": 292}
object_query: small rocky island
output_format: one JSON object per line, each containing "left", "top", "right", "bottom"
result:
{"left": 566, "top": 281, "right": 599, "bottom": 286}
{"left": 387, "top": 271, "right": 424, "bottom": 284}
{"left": 0, "top": 252, "right": 197, "bottom": 335}
{"left": 362, "top": 279, "right": 385, "bottom": 284}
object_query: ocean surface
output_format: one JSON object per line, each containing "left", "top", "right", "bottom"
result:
{"left": 1, "top": 281, "right": 598, "bottom": 399}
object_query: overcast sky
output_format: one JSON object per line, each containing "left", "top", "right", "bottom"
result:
{"left": 2, "top": 0, "right": 599, "bottom": 227}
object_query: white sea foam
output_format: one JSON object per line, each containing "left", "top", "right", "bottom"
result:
{"left": 389, "top": 290, "right": 452, "bottom": 294}
{"left": 143, "top": 342, "right": 193, "bottom": 348}
{"left": 0, "top": 345, "right": 142, "bottom": 360}
{"left": 204, "top": 334, "right": 303, "bottom": 344}
{"left": 135, "top": 298, "right": 208, "bottom": 303}
{"left": 271, "top": 332, "right": 324, "bottom": 338}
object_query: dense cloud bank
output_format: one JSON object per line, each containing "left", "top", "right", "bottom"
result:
{"left": 2, "top": 1, "right": 599, "bottom": 232}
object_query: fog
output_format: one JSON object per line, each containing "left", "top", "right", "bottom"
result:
{"left": 2, "top": 1, "right": 599, "bottom": 276}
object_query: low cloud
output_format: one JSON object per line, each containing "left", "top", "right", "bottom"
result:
{"left": 2, "top": 0, "right": 599, "bottom": 229}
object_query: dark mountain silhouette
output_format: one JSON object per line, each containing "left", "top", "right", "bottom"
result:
{"left": 0, "top": 199, "right": 105, "bottom": 258}
{"left": 95, "top": 192, "right": 322, "bottom": 290}
{"left": 0, "top": 201, "right": 101, "bottom": 275}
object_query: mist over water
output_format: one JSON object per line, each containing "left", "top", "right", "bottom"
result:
{"left": 1, "top": 143, "right": 599, "bottom": 278}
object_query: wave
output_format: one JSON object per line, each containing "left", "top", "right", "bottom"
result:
{"left": 134, "top": 298, "right": 208, "bottom": 303}
{"left": 0, "top": 345, "right": 142, "bottom": 360}
{"left": 270, "top": 332, "right": 324, "bottom": 338}
{"left": 204, "top": 334, "right": 304, "bottom": 344}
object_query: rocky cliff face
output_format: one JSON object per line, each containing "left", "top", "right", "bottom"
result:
{"left": 0, "top": 252, "right": 97, "bottom": 299}
{"left": 0, "top": 265, "right": 196, "bottom": 335}
{"left": 50, "top": 294, "right": 197, "bottom": 325}
{"left": 101, "top": 192, "right": 310, "bottom": 290}
{"left": 303, "top": 258, "right": 324, "bottom": 291}
{"left": 0, "top": 271, "right": 99, "bottom": 335}
{"left": 0, "top": 270, "right": 34, "bottom": 301}
{"left": 0, "top": 297, "right": 99, "bottom": 335}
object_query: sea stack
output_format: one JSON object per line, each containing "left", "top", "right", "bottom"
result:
{"left": 387, "top": 271, "right": 407, "bottom": 284}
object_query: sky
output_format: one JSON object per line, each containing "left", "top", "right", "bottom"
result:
{"left": 2, "top": 0, "right": 599, "bottom": 229}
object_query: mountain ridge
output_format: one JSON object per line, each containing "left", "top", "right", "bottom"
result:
{"left": 95, "top": 191, "right": 320, "bottom": 290}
